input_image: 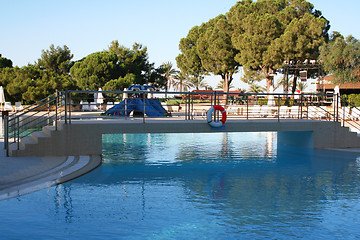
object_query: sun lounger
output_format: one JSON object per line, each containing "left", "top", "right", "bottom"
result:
{"left": 249, "top": 105, "right": 261, "bottom": 118}
{"left": 338, "top": 107, "right": 351, "bottom": 120}
{"left": 317, "top": 106, "right": 328, "bottom": 119}
{"left": 260, "top": 105, "right": 269, "bottom": 118}
{"left": 226, "top": 105, "right": 238, "bottom": 115}
{"left": 307, "top": 106, "right": 317, "bottom": 119}
{"left": 89, "top": 102, "right": 98, "bottom": 111}
{"left": 106, "top": 102, "right": 114, "bottom": 110}
{"left": 306, "top": 106, "right": 326, "bottom": 120}
{"left": 4, "top": 102, "right": 13, "bottom": 111}
{"left": 289, "top": 106, "right": 299, "bottom": 118}
{"left": 14, "top": 102, "right": 24, "bottom": 111}
{"left": 351, "top": 107, "right": 360, "bottom": 121}
{"left": 81, "top": 101, "right": 90, "bottom": 111}
{"left": 279, "top": 106, "right": 289, "bottom": 118}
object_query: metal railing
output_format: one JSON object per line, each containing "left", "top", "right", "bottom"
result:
{"left": 4, "top": 90, "right": 360, "bottom": 156}
{"left": 4, "top": 91, "right": 66, "bottom": 156}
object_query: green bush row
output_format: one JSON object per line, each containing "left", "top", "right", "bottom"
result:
{"left": 164, "top": 99, "right": 211, "bottom": 105}
{"left": 341, "top": 94, "right": 360, "bottom": 107}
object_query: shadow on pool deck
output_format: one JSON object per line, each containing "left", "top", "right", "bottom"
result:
{"left": 0, "top": 139, "right": 102, "bottom": 201}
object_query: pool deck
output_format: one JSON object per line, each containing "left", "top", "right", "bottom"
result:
{"left": 0, "top": 139, "right": 102, "bottom": 201}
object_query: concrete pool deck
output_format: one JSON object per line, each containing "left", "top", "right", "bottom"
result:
{"left": 0, "top": 139, "right": 102, "bottom": 201}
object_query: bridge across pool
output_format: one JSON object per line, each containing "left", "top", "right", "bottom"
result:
{"left": 9, "top": 119, "right": 360, "bottom": 156}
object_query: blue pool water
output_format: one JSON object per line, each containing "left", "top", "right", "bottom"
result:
{"left": 1, "top": 132, "right": 360, "bottom": 239}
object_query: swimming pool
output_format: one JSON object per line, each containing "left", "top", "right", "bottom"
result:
{"left": 1, "top": 132, "right": 360, "bottom": 239}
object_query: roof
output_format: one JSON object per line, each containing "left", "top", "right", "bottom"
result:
{"left": 317, "top": 75, "right": 360, "bottom": 90}
{"left": 192, "top": 90, "right": 243, "bottom": 93}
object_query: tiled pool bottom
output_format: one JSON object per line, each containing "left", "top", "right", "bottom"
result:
{"left": 1, "top": 132, "right": 360, "bottom": 239}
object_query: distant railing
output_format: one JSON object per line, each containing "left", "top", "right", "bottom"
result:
{"left": 4, "top": 89, "right": 360, "bottom": 156}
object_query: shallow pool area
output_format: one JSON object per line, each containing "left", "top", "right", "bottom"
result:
{"left": 1, "top": 132, "right": 360, "bottom": 239}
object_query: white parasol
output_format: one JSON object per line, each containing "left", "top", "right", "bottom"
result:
{"left": 95, "top": 88, "right": 104, "bottom": 104}
{"left": 122, "top": 88, "right": 128, "bottom": 100}
{"left": 267, "top": 85, "right": 275, "bottom": 106}
{"left": 0, "top": 86, "right": 5, "bottom": 110}
{"left": 333, "top": 85, "right": 341, "bottom": 108}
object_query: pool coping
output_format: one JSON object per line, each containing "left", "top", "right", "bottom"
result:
{"left": 0, "top": 139, "right": 102, "bottom": 201}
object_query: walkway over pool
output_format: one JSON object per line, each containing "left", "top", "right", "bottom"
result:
{"left": 9, "top": 118, "right": 360, "bottom": 156}
{"left": 5, "top": 90, "right": 360, "bottom": 157}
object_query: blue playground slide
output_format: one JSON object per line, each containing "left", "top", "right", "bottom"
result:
{"left": 104, "top": 98, "right": 168, "bottom": 117}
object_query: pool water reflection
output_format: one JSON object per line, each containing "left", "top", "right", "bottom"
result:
{"left": 1, "top": 132, "right": 360, "bottom": 239}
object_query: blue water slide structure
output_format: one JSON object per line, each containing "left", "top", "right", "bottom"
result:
{"left": 104, "top": 98, "right": 168, "bottom": 117}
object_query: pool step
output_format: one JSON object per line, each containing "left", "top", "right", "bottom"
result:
{"left": 9, "top": 126, "right": 58, "bottom": 156}
{"left": 337, "top": 126, "right": 360, "bottom": 148}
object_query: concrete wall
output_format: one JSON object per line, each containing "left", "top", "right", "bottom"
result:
{"left": 10, "top": 119, "right": 360, "bottom": 156}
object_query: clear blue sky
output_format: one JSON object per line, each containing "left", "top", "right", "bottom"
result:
{"left": 1, "top": 0, "right": 360, "bottom": 72}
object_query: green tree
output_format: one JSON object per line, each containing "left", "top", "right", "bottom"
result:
{"left": 70, "top": 51, "right": 119, "bottom": 90}
{"left": 176, "top": 26, "right": 206, "bottom": 87}
{"left": 160, "top": 62, "right": 178, "bottom": 91}
{"left": 148, "top": 66, "right": 167, "bottom": 90}
{"left": 227, "top": 0, "right": 329, "bottom": 92}
{"left": 217, "top": 79, "right": 235, "bottom": 90}
{"left": 296, "top": 81, "right": 308, "bottom": 92}
{"left": 108, "top": 41, "right": 155, "bottom": 85}
{"left": 319, "top": 35, "right": 360, "bottom": 83}
{"left": 173, "top": 72, "right": 194, "bottom": 92}
{"left": 275, "top": 76, "right": 293, "bottom": 93}
{"left": 0, "top": 65, "right": 75, "bottom": 103}
{"left": 241, "top": 66, "right": 266, "bottom": 85}
{"left": 236, "top": 88, "right": 247, "bottom": 93}
{"left": 37, "top": 44, "right": 74, "bottom": 75}
{"left": 196, "top": 14, "right": 239, "bottom": 93}
{"left": 0, "top": 54, "right": 13, "bottom": 68}
{"left": 248, "top": 83, "right": 265, "bottom": 93}
{"left": 103, "top": 73, "right": 134, "bottom": 91}
{"left": 189, "top": 75, "right": 208, "bottom": 90}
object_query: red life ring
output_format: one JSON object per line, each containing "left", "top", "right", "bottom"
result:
{"left": 207, "top": 105, "right": 227, "bottom": 128}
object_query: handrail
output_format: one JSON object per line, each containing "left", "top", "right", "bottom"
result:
{"left": 4, "top": 92, "right": 65, "bottom": 156}
{"left": 5, "top": 89, "right": 360, "bottom": 157}
{"left": 338, "top": 96, "right": 360, "bottom": 131}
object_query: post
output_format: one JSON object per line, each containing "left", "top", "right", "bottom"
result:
{"left": 277, "top": 94, "right": 280, "bottom": 122}
{"left": 124, "top": 96, "right": 128, "bottom": 120}
{"left": 191, "top": 93, "right": 194, "bottom": 120}
{"left": 64, "top": 89, "right": 68, "bottom": 124}
{"left": 334, "top": 93, "right": 337, "bottom": 122}
{"left": 188, "top": 93, "right": 191, "bottom": 120}
{"left": 214, "top": 91, "right": 217, "bottom": 122}
{"left": 4, "top": 115, "right": 8, "bottom": 148}
{"left": 4, "top": 115, "right": 9, "bottom": 156}
{"left": 17, "top": 116, "right": 20, "bottom": 150}
{"left": 143, "top": 91, "right": 146, "bottom": 123}
{"left": 69, "top": 91, "right": 72, "bottom": 124}
{"left": 246, "top": 94, "right": 249, "bottom": 120}
{"left": 300, "top": 94, "right": 303, "bottom": 119}
{"left": 55, "top": 90, "right": 58, "bottom": 131}
{"left": 184, "top": 94, "right": 187, "bottom": 120}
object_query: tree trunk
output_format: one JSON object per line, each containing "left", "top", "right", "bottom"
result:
{"left": 263, "top": 66, "right": 274, "bottom": 93}
{"left": 291, "top": 71, "right": 298, "bottom": 94}
{"left": 266, "top": 76, "right": 274, "bottom": 93}
{"left": 222, "top": 73, "right": 232, "bottom": 105}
